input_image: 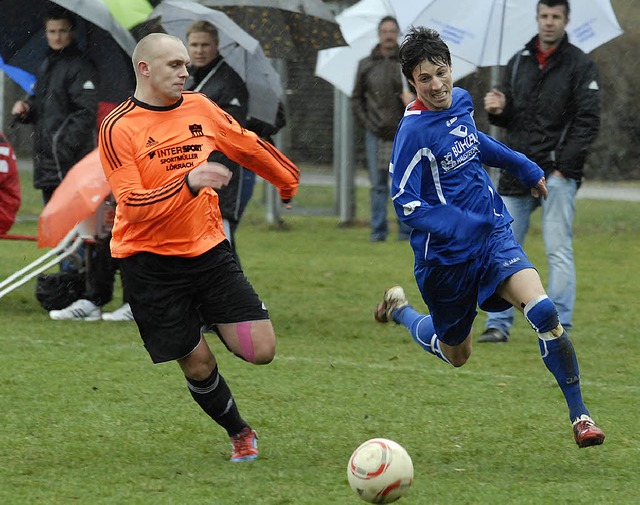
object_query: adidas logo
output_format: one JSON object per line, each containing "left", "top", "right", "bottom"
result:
{"left": 189, "top": 124, "right": 204, "bottom": 136}
{"left": 145, "top": 136, "right": 158, "bottom": 147}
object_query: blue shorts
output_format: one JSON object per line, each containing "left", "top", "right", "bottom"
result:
{"left": 414, "top": 224, "right": 535, "bottom": 346}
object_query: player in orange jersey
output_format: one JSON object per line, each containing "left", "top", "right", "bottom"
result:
{"left": 98, "top": 33, "right": 299, "bottom": 462}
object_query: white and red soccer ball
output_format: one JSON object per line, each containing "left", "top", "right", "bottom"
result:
{"left": 347, "top": 438, "right": 414, "bottom": 503}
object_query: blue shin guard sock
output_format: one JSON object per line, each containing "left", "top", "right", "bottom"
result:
{"left": 538, "top": 334, "right": 588, "bottom": 421}
{"left": 394, "top": 306, "right": 451, "bottom": 364}
{"left": 525, "top": 295, "right": 588, "bottom": 421}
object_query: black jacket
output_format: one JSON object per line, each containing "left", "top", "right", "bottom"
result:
{"left": 488, "top": 34, "right": 600, "bottom": 196}
{"left": 21, "top": 44, "right": 98, "bottom": 190}
{"left": 185, "top": 56, "right": 248, "bottom": 222}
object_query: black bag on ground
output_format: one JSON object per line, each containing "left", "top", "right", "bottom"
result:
{"left": 35, "top": 271, "right": 86, "bottom": 310}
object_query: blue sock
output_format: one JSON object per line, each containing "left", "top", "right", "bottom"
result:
{"left": 394, "top": 306, "right": 451, "bottom": 364}
{"left": 539, "top": 333, "right": 589, "bottom": 421}
{"left": 524, "top": 295, "right": 589, "bottom": 421}
{"left": 525, "top": 295, "right": 589, "bottom": 421}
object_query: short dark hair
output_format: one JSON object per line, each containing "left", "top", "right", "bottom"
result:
{"left": 538, "top": 0, "right": 570, "bottom": 18}
{"left": 399, "top": 27, "right": 451, "bottom": 81}
{"left": 378, "top": 16, "right": 399, "bottom": 32}
{"left": 44, "top": 7, "right": 76, "bottom": 29}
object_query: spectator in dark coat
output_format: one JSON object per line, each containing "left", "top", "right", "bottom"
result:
{"left": 351, "top": 16, "right": 414, "bottom": 242}
{"left": 11, "top": 7, "right": 97, "bottom": 204}
{"left": 479, "top": 0, "right": 601, "bottom": 343}
{"left": 184, "top": 20, "right": 249, "bottom": 261}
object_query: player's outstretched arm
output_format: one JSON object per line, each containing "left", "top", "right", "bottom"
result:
{"left": 477, "top": 130, "right": 544, "bottom": 189}
{"left": 205, "top": 99, "right": 299, "bottom": 204}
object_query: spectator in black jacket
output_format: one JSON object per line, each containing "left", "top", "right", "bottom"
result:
{"left": 184, "top": 20, "right": 249, "bottom": 261}
{"left": 11, "top": 8, "right": 121, "bottom": 322}
{"left": 11, "top": 7, "right": 97, "bottom": 204}
{"left": 479, "top": 0, "right": 601, "bottom": 343}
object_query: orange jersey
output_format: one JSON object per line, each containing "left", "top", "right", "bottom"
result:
{"left": 99, "top": 92, "right": 299, "bottom": 258}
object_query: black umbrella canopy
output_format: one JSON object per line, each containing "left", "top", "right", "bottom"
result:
{"left": 197, "top": 0, "right": 347, "bottom": 59}
{"left": 0, "top": 0, "right": 47, "bottom": 75}
{"left": 0, "top": 0, "right": 135, "bottom": 102}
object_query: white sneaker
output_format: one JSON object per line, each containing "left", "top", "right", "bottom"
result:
{"left": 102, "top": 303, "right": 134, "bottom": 321}
{"left": 374, "top": 286, "right": 409, "bottom": 323}
{"left": 49, "top": 299, "right": 101, "bottom": 321}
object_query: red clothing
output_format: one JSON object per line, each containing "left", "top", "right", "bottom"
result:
{"left": 0, "top": 132, "right": 21, "bottom": 234}
{"left": 97, "top": 101, "right": 119, "bottom": 130}
{"left": 409, "top": 98, "right": 430, "bottom": 111}
{"left": 535, "top": 39, "right": 558, "bottom": 69}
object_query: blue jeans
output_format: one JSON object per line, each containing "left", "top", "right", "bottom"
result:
{"left": 485, "top": 174, "right": 577, "bottom": 333}
{"left": 365, "top": 130, "right": 412, "bottom": 241}
{"left": 366, "top": 130, "right": 388, "bottom": 240}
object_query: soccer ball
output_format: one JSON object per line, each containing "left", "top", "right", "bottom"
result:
{"left": 347, "top": 438, "right": 414, "bottom": 504}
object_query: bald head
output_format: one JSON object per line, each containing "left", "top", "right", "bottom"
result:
{"left": 132, "top": 33, "right": 184, "bottom": 75}
{"left": 132, "top": 33, "right": 190, "bottom": 107}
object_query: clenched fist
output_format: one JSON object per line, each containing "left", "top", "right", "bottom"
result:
{"left": 484, "top": 89, "right": 506, "bottom": 115}
{"left": 187, "top": 162, "right": 232, "bottom": 192}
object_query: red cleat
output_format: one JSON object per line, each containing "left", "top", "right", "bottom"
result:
{"left": 230, "top": 427, "right": 259, "bottom": 462}
{"left": 573, "top": 415, "right": 605, "bottom": 448}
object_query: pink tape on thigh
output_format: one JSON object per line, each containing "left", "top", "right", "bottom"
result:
{"left": 237, "top": 322, "right": 255, "bottom": 363}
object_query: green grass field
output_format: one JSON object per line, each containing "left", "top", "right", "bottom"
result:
{"left": 1, "top": 172, "right": 639, "bottom": 504}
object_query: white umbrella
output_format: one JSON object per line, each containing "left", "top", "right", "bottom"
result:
{"left": 314, "top": 0, "right": 476, "bottom": 97}
{"left": 151, "top": 0, "right": 283, "bottom": 126}
{"left": 388, "top": 0, "right": 623, "bottom": 67}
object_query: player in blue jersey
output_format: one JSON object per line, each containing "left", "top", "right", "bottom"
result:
{"left": 374, "top": 27, "right": 604, "bottom": 448}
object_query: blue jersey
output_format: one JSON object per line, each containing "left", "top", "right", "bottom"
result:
{"left": 390, "top": 87, "right": 544, "bottom": 266}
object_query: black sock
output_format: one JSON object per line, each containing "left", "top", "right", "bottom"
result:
{"left": 186, "top": 367, "right": 247, "bottom": 436}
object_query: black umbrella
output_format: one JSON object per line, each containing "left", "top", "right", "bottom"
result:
{"left": 0, "top": 0, "right": 136, "bottom": 101}
{"left": 197, "top": 0, "right": 347, "bottom": 60}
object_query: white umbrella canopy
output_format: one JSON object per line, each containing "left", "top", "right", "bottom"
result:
{"left": 151, "top": 0, "right": 283, "bottom": 126}
{"left": 388, "top": 0, "right": 623, "bottom": 67}
{"left": 315, "top": 0, "right": 476, "bottom": 97}
{"left": 337, "top": 0, "right": 392, "bottom": 46}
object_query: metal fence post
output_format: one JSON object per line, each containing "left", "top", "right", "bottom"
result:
{"left": 333, "top": 88, "right": 355, "bottom": 224}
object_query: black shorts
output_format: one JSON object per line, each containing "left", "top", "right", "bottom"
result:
{"left": 119, "top": 241, "right": 269, "bottom": 364}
